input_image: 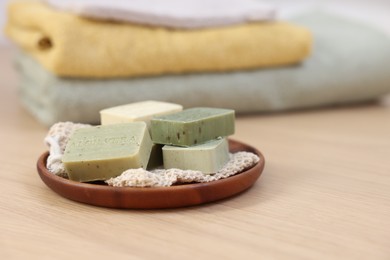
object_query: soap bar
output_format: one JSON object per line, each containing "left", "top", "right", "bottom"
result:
{"left": 151, "top": 107, "right": 235, "bottom": 146}
{"left": 162, "top": 138, "right": 229, "bottom": 174}
{"left": 62, "top": 122, "right": 153, "bottom": 182}
{"left": 100, "top": 101, "right": 181, "bottom": 170}
{"left": 100, "top": 100, "right": 183, "bottom": 126}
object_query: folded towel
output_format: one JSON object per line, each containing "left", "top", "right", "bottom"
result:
{"left": 16, "top": 13, "right": 390, "bottom": 126}
{"left": 48, "top": 0, "right": 276, "bottom": 29}
{"left": 5, "top": 1, "right": 311, "bottom": 79}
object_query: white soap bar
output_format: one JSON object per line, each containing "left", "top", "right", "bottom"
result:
{"left": 100, "top": 100, "right": 183, "bottom": 126}
{"left": 162, "top": 138, "right": 229, "bottom": 174}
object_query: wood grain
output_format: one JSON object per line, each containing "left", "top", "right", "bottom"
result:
{"left": 1, "top": 46, "right": 390, "bottom": 259}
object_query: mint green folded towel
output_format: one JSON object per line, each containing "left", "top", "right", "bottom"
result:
{"left": 16, "top": 12, "right": 390, "bottom": 126}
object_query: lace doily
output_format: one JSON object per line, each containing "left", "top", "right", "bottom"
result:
{"left": 44, "top": 122, "right": 91, "bottom": 177}
{"left": 106, "top": 152, "right": 259, "bottom": 187}
{"left": 44, "top": 122, "right": 260, "bottom": 186}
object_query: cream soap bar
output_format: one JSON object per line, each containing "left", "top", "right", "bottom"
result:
{"left": 62, "top": 122, "right": 153, "bottom": 182}
{"left": 100, "top": 100, "right": 183, "bottom": 126}
{"left": 151, "top": 107, "right": 235, "bottom": 147}
{"left": 162, "top": 138, "right": 229, "bottom": 174}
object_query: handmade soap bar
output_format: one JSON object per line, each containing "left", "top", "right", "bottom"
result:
{"left": 62, "top": 122, "right": 153, "bottom": 182}
{"left": 100, "top": 101, "right": 183, "bottom": 126}
{"left": 151, "top": 107, "right": 235, "bottom": 146}
{"left": 100, "top": 101, "right": 181, "bottom": 171}
{"left": 162, "top": 138, "right": 229, "bottom": 174}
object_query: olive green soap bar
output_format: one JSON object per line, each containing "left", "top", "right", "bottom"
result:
{"left": 151, "top": 107, "right": 235, "bottom": 147}
{"left": 162, "top": 138, "right": 229, "bottom": 174}
{"left": 62, "top": 122, "right": 153, "bottom": 182}
{"left": 100, "top": 101, "right": 182, "bottom": 171}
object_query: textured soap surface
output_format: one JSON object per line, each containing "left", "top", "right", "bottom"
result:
{"left": 100, "top": 100, "right": 183, "bottom": 126}
{"left": 162, "top": 138, "right": 229, "bottom": 174}
{"left": 151, "top": 107, "right": 235, "bottom": 146}
{"left": 62, "top": 122, "right": 153, "bottom": 182}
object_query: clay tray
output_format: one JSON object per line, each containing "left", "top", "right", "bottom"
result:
{"left": 36, "top": 139, "right": 265, "bottom": 209}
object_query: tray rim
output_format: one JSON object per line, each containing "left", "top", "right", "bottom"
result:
{"left": 36, "top": 139, "right": 265, "bottom": 209}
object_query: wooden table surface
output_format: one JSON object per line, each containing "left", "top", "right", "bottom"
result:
{"left": 0, "top": 46, "right": 389, "bottom": 259}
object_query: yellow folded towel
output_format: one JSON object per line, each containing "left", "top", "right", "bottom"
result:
{"left": 5, "top": 1, "right": 312, "bottom": 78}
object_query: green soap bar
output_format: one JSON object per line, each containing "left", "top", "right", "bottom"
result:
{"left": 146, "top": 144, "right": 163, "bottom": 170}
{"left": 62, "top": 122, "right": 153, "bottom": 182}
{"left": 151, "top": 107, "right": 235, "bottom": 147}
{"left": 162, "top": 138, "right": 229, "bottom": 174}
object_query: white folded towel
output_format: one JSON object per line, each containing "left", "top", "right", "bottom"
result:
{"left": 48, "top": 0, "right": 276, "bottom": 29}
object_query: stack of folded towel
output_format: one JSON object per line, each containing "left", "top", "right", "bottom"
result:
{"left": 5, "top": 0, "right": 390, "bottom": 126}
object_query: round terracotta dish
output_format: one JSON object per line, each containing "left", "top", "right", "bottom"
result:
{"left": 36, "top": 139, "right": 265, "bottom": 209}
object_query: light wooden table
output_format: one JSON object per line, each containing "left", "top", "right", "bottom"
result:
{"left": 0, "top": 46, "right": 389, "bottom": 259}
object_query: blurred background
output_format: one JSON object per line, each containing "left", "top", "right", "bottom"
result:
{"left": 0, "top": 0, "right": 8, "bottom": 45}
{"left": 2, "top": 0, "right": 390, "bottom": 42}
{"left": 1, "top": 0, "right": 390, "bottom": 126}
